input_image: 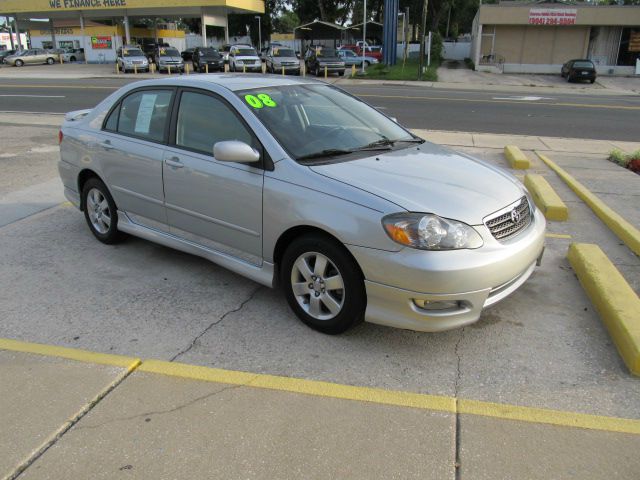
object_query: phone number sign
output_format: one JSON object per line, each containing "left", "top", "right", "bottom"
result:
{"left": 528, "top": 8, "right": 577, "bottom": 26}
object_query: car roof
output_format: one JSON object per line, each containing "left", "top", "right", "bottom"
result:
{"left": 125, "top": 74, "right": 323, "bottom": 92}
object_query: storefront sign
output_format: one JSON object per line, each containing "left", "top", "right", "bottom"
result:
{"left": 2, "top": 0, "right": 264, "bottom": 13}
{"left": 91, "top": 35, "right": 112, "bottom": 49}
{"left": 528, "top": 8, "right": 577, "bottom": 26}
{"left": 629, "top": 31, "right": 640, "bottom": 53}
{"left": 38, "top": 28, "right": 74, "bottom": 35}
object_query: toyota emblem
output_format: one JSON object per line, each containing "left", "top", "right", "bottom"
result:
{"left": 510, "top": 208, "right": 521, "bottom": 224}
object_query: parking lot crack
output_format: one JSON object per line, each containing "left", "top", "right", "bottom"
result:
{"left": 170, "top": 285, "right": 263, "bottom": 362}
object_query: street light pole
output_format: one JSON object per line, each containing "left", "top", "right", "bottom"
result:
{"left": 255, "top": 16, "right": 261, "bottom": 50}
{"left": 361, "top": 0, "right": 367, "bottom": 74}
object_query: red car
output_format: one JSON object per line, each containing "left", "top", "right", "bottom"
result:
{"left": 340, "top": 44, "right": 383, "bottom": 61}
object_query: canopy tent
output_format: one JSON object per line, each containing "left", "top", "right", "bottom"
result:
{"left": 347, "top": 21, "right": 383, "bottom": 45}
{"left": 294, "top": 20, "right": 346, "bottom": 50}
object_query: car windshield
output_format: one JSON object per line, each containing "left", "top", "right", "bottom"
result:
{"left": 235, "top": 48, "right": 257, "bottom": 56}
{"left": 200, "top": 48, "right": 219, "bottom": 56}
{"left": 272, "top": 48, "right": 295, "bottom": 57}
{"left": 160, "top": 48, "right": 180, "bottom": 56}
{"left": 573, "top": 61, "right": 594, "bottom": 68}
{"left": 123, "top": 49, "right": 144, "bottom": 57}
{"left": 237, "top": 84, "right": 420, "bottom": 163}
{"left": 340, "top": 50, "right": 355, "bottom": 57}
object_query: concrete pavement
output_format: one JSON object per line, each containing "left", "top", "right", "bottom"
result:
{"left": 2, "top": 346, "right": 639, "bottom": 480}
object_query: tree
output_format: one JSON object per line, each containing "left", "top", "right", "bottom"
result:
{"left": 273, "top": 10, "right": 301, "bottom": 33}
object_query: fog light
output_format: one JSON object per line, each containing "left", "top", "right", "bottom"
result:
{"left": 413, "top": 299, "right": 461, "bottom": 311}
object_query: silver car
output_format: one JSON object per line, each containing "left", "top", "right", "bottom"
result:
{"left": 116, "top": 46, "right": 149, "bottom": 73}
{"left": 4, "top": 48, "right": 58, "bottom": 67}
{"left": 265, "top": 46, "right": 300, "bottom": 75}
{"left": 58, "top": 76, "right": 545, "bottom": 334}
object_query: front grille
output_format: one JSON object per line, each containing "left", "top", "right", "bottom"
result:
{"left": 484, "top": 196, "right": 532, "bottom": 242}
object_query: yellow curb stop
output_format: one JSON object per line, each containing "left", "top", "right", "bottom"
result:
{"left": 567, "top": 243, "right": 640, "bottom": 376}
{"left": 504, "top": 145, "right": 531, "bottom": 169}
{"left": 524, "top": 173, "right": 568, "bottom": 221}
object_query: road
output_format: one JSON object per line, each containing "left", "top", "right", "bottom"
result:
{"left": 1, "top": 77, "right": 639, "bottom": 141}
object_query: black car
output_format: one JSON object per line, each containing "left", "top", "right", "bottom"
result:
{"left": 304, "top": 46, "right": 345, "bottom": 77}
{"left": 192, "top": 47, "right": 223, "bottom": 72}
{"left": 181, "top": 48, "right": 195, "bottom": 61}
{"left": 0, "top": 49, "right": 16, "bottom": 64}
{"left": 561, "top": 59, "right": 596, "bottom": 83}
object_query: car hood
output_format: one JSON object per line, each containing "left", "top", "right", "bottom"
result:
{"left": 309, "top": 143, "right": 525, "bottom": 225}
{"left": 235, "top": 55, "right": 260, "bottom": 61}
{"left": 272, "top": 56, "right": 298, "bottom": 63}
{"left": 201, "top": 56, "right": 222, "bottom": 61}
{"left": 317, "top": 57, "right": 342, "bottom": 62}
{"left": 159, "top": 55, "right": 182, "bottom": 62}
{"left": 124, "top": 56, "right": 147, "bottom": 61}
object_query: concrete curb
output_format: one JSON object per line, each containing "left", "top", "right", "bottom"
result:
{"left": 504, "top": 145, "right": 531, "bottom": 169}
{"left": 537, "top": 152, "right": 640, "bottom": 256}
{"left": 567, "top": 243, "right": 640, "bottom": 376}
{"left": 524, "top": 173, "right": 568, "bottom": 221}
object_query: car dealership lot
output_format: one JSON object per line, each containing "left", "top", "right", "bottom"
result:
{"left": 1, "top": 114, "right": 638, "bottom": 424}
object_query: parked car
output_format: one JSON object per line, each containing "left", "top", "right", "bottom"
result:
{"left": 305, "top": 47, "right": 345, "bottom": 76}
{"left": 0, "top": 49, "right": 16, "bottom": 63}
{"left": 192, "top": 47, "right": 223, "bottom": 72}
{"left": 116, "top": 46, "right": 149, "bottom": 73}
{"left": 181, "top": 48, "right": 195, "bottom": 61}
{"left": 61, "top": 48, "right": 85, "bottom": 62}
{"left": 228, "top": 45, "right": 262, "bottom": 72}
{"left": 57, "top": 76, "right": 545, "bottom": 334}
{"left": 154, "top": 46, "right": 185, "bottom": 73}
{"left": 221, "top": 43, "right": 251, "bottom": 63}
{"left": 4, "top": 48, "right": 59, "bottom": 67}
{"left": 337, "top": 48, "right": 378, "bottom": 68}
{"left": 265, "top": 46, "right": 300, "bottom": 74}
{"left": 142, "top": 42, "right": 168, "bottom": 61}
{"left": 561, "top": 59, "right": 596, "bottom": 83}
{"left": 342, "top": 43, "right": 383, "bottom": 61}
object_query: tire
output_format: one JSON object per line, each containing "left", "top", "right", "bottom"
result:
{"left": 590, "top": 79, "right": 595, "bottom": 84}
{"left": 364, "top": 61, "right": 370, "bottom": 67}
{"left": 338, "top": 70, "right": 344, "bottom": 76}
{"left": 15, "top": 59, "right": 23, "bottom": 67}
{"left": 566, "top": 74, "right": 572, "bottom": 83}
{"left": 280, "top": 234, "right": 366, "bottom": 334}
{"left": 46, "top": 57, "right": 55, "bottom": 65}
{"left": 82, "top": 178, "right": 124, "bottom": 245}
{"left": 70, "top": 56, "right": 76, "bottom": 62}
{"left": 315, "top": 64, "right": 322, "bottom": 77}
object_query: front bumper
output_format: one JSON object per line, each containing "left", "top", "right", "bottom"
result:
{"left": 348, "top": 208, "right": 546, "bottom": 332}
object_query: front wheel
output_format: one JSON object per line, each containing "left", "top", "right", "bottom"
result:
{"left": 281, "top": 234, "right": 366, "bottom": 334}
{"left": 82, "top": 178, "right": 125, "bottom": 244}
{"left": 15, "top": 59, "right": 24, "bottom": 67}
{"left": 46, "top": 57, "right": 55, "bottom": 65}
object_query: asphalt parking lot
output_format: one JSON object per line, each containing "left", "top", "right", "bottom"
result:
{"left": 1, "top": 114, "right": 638, "bottom": 425}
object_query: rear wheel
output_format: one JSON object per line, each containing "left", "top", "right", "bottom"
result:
{"left": 82, "top": 178, "right": 125, "bottom": 244}
{"left": 280, "top": 234, "right": 366, "bottom": 334}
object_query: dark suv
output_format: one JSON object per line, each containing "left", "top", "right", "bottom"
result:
{"left": 304, "top": 46, "right": 345, "bottom": 77}
{"left": 192, "top": 47, "right": 224, "bottom": 72}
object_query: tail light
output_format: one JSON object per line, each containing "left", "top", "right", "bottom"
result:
{"left": 58, "top": 130, "right": 63, "bottom": 145}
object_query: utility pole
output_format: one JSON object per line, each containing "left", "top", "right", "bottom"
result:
{"left": 361, "top": 0, "right": 367, "bottom": 74}
{"left": 255, "top": 16, "right": 261, "bottom": 49}
{"left": 418, "top": 0, "right": 428, "bottom": 80}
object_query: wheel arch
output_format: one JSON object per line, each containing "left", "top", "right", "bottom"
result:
{"left": 77, "top": 169, "right": 108, "bottom": 211}
{"left": 272, "top": 225, "right": 364, "bottom": 280}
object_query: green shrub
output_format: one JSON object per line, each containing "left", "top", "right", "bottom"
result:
{"left": 608, "top": 149, "right": 629, "bottom": 167}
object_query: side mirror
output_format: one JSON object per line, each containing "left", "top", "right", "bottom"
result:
{"left": 213, "top": 140, "right": 260, "bottom": 163}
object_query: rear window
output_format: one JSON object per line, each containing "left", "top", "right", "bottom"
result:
{"left": 573, "top": 61, "right": 594, "bottom": 68}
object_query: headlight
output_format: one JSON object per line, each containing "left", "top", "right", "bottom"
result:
{"left": 382, "top": 213, "right": 483, "bottom": 250}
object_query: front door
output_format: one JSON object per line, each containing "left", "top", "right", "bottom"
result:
{"left": 163, "top": 89, "right": 264, "bottom": 265}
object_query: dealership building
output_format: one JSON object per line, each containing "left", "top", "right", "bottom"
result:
{"left": 471, "top": 2, "right": 640, "bottom": 75}
{"left": 1, "top": 0, "right": 263, "bottom": 61}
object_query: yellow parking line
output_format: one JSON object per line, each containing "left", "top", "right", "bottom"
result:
{"left": 141, "top": 359, "right": 640, "bottom": 435}
{"left": 0, "top": 338, "right": 141, "bottom": 371}
{"left": 356, "top": 94, "right": 640, "bottom": 111}
{"left": 545, "top": 233, "right": 572, "bottom": 239}
{"left": 3, "top": 337, "right": 639, "bottom": 435}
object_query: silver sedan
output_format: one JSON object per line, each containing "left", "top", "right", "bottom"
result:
{"left": 58, "top": 76, "right": 545, "bottom": 334}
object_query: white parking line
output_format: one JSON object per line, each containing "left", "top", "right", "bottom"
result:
{"left": 0, "top": 95, "right": 66, "bottom": 98}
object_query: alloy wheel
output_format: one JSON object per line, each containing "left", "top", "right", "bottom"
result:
{"left": 86, "top": 187, "right": 112, "bottom": 234}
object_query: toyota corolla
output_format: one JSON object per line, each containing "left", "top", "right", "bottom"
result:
{"left": 58, "top": 76, "right": 545, "bottom": 334}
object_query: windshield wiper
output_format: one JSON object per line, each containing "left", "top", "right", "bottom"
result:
{"left": 297, "top": 148, "right": 354, "bottom": 161}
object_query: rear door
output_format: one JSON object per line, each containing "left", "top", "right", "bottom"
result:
{"left": 97, "top": 87, "right": 175, "bottom": 232}
{"left": 162, "top": 88, "right": 265, "bottom": 264}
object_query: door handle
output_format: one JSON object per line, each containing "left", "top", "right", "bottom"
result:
{"left": 98, "top": 140, "right": 113, "bottom": 150}
{"left": 165, "top": 157, "right": 184, "bottom": 168}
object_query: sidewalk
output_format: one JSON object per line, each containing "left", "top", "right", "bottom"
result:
{"left": 1, "top": 62, "right": 638, "bottom": 96}
{"left": 2, "top": 344, "right": 639, "bottom": 480}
